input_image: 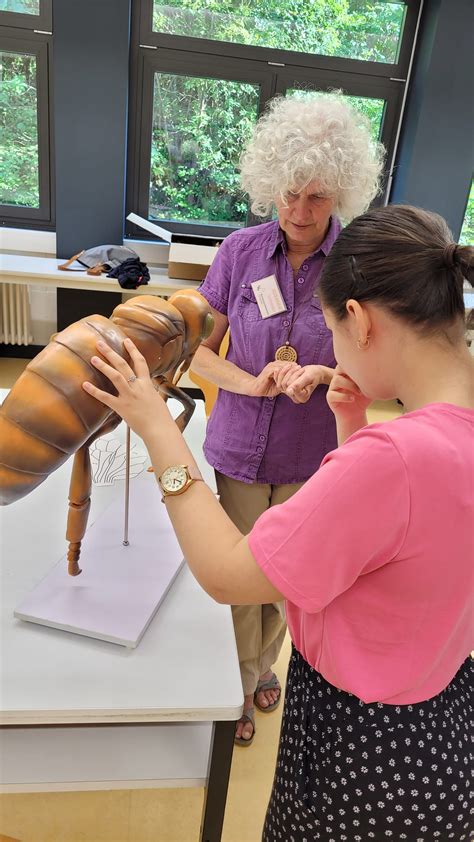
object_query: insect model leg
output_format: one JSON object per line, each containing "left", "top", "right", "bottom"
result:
{"left": 145, "top": 378, "right": 196, "bottom": 477}
{"left": 66, "top": 415, "right": 120, "bottom": 576}
{"left": 155, "top": 380, "right": 196, "bottom": 433}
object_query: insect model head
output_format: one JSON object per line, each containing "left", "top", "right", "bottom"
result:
{"left": 168, "top": 289, "right": 214, "bottom": 359}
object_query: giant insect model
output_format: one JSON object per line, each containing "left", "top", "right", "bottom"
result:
{"left": 0, "top": 290, "right": 213, "bottom": 575}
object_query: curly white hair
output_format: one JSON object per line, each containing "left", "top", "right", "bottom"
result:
{"left": 239, "top": 92, "right": 385, "bottom": 222}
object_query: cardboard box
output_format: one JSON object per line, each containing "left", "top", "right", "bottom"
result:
{"left": 168, "top": 242, "right": 218, "bottom": 281}
{"left": 127, "top": 212, "right": 219, "bottom": 282}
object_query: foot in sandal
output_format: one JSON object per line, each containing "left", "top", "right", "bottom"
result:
{"left": 235, "top": 694, "right": 256, "bottom": 746}
{"left": 254, "top": 670, "right": 281, "bottom": 712}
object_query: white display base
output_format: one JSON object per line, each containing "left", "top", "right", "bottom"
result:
{"left": 13, "top": 472, "right": 184, "bottom": 648}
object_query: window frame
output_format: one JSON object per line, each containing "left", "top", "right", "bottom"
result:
{"left": 0, "top": 0, "right": 52, "bottom": 33}
{"left": 0, "top": 26, "right": 54, "bottom": 228}
{"left": 139, "top": 0, "right": 419, "bottom": 78}
{"left": 127, "top": 47, "right": 275, "bottom": 240}
{"left": 127, "top": 0, "right": 422, "bottom": 240}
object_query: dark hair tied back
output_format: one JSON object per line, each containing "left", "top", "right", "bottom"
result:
{"left": 319, "top": 204, "right": 474, "bottom": 336}
{"left": 443, "top": 243, "right": 458, "bottom": 269}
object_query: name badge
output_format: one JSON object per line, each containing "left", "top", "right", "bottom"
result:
{"left": 250, "top": 275, "right": 287, "bottom": 319}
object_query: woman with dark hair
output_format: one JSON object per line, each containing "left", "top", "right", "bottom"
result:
{"left": 83, "top": 204, "right": 473, "bottom": 841}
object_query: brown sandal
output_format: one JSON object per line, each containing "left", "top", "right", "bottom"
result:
{"left": 234, "top": 707, "right": 256, "bottom": 747}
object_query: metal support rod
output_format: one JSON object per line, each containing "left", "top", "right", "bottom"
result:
{"left": 123, "top": 425, "right": 131, "bottom": 546}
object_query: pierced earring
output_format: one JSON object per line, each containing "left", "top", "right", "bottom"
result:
{"left": 357, "top": 335, "right": 370, "bottom": 350}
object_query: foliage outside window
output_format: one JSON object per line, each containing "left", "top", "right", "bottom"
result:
{"left": 149, "top": 82, "right": 387, "bottom": 227}
{"left": 0, "top": 0, "right": 39, "bottom": 13}
{"left": 150, "top": 73, "right": 259, "bottom": 227}
{"left": 152, "top": 0, "right": 406, "bottom": 64}
{"left": 0, "top": 49, "right": 39, "bottom": 207}
{"left": 130, "top": 0, "right": 420, "bottom": 236}
{"left": 459, "top": 181, "right": 473, "bottom": 246}
{"left": 290, "top": 88, "right": 385, "bottom": 141}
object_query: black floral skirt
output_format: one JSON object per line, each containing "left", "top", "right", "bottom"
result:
{"left": 263, "top": 647, "right": 473, "bottom": 842}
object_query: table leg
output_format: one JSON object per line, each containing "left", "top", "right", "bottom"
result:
{"left": 200, "top": 720, "right": 235, "bottom": 842}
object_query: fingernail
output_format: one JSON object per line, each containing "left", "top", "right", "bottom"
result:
{"left": 91, "top": 356, "right": 100, "bottom": 364}
{"left": 97, "top": 340, "right": 106, "bottom": 349}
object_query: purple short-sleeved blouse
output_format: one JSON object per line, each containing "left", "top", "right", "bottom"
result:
{"left": 198, "top": 218, "right": 341, "bottom": 484}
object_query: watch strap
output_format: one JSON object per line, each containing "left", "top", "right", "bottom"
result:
{"left": 187, "top": 465, "right": 203, "bottom": 482}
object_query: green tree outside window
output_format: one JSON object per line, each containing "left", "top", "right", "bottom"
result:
{"left": 0, "top": 50, "right": 39, "bottom": 208}
{"left": 0, "top": 1, "right": 39, "bottom": 13}
{"left": 152, "top": 0, "right": 406, "bottom": 64}
{"left": 150, "top": 73, "right": 259, "bottom": 226}
{"left": 150, "top": 78, "right": 386, "bottom": 227}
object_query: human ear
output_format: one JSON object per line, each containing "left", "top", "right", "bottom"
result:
{"left": 346, "top": 299, "right": 372, "bottom": 345}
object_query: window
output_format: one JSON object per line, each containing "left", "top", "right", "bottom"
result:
{"left": 0, "top": 0, "right": 50, "bottom": 31}
{"left": 0, "top": 1, "right": 53, "bottom": 228}
{"left": 149, "top": 72, "right": 260, "bottom": 228}
{"left": 1, "top": 49, "right": 39, "bottom": 207}
{"left": 459, "top": 181, "right": 473, "bottom": 246}
{"left": 0, "top": 1, "right": 40, "bottom": 14}
{"left": 151, "top": 0, "right": 407, "bottom": 65}
{"left": 128, "top": 0, "right": 421, "bottom": 239}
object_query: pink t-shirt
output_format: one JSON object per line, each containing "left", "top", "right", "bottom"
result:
{"left": 248, "top": 403, "right": 474, "bottom": 705}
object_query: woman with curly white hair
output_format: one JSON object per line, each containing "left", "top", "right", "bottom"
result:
{"left": 191, "top": 92, "right": 384, "bottom": 746}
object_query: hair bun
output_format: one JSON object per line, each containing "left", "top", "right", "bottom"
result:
{"left": 442, "top": 242, "right": 458, "bottom": 269}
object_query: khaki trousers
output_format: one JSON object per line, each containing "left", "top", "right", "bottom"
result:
{"left": 215, "top": 471, "right": 304, "bottom": 697}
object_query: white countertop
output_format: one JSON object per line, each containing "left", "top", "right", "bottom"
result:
{"left": 0, "top": 395, "right": 242, "bottom": 726}
{"left": 0, "top": 253, "right": 201, "bottom": 296}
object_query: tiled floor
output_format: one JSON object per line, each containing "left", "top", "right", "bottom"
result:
{"left": 0, "top": 358, "right": 402, "bottom": 842}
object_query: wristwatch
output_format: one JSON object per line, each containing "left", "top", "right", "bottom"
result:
{"left": 158, "top": 465, "right": 203, "bottom": 502}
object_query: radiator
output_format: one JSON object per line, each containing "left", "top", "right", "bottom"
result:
{"left": 0, "top": 283, "right": 33, "bottom": 345}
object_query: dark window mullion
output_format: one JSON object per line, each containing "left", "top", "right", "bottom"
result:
{"left": 139, "top": 46, "right": 278, "bottom": 84}
{"left": 35, "top": 38, "right": 50, "bottom": 217}
{"left": 273, "top": 67, "right": 404, "bottom": 99}
{"left": 393, "top": 0, "right": 422, "bottom": 79}
{"left": 136, "top": 50, "right": 155, "bottom": 224}
{"left": 125, "top": 0, "right": 145, "bottom": 233}
{"left": 136, "top": 32, "right": 408, "bottom": 81}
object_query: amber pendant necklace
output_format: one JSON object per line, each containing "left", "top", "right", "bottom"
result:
{"left": 274, "top": 260, "right": 310, "bottom": 363}
{"left": 275, "top": 342, "right": 298, "bottom": 363}
{"left": 275, "top": 287, "right": 299, "bottom": 363}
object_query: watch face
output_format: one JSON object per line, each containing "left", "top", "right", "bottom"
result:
{"left": 161, "top": 466, "right": 188, "bottom": 493}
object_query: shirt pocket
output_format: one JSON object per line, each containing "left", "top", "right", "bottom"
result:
{"left": 237, "top": 287, "right": 262, "bottom": 322}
